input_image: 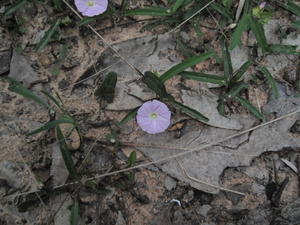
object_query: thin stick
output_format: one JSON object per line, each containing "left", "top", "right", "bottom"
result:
{"left": 176, "top": 159, "right": 245, "bottom": 196}
{"left": 62, "top": 0, "right": 144, "bottom": 77}
{"left": 168, "top": 0, "right": 216, "bottom": 34}
{"left": 85, "top": 108, "right": 300, "bottom": 182}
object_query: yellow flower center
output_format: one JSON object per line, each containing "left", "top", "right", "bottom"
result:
{"left": 87, "top": 1, "right": 95, "bottom": 7}
{"left": 149, "top": 113, "right": 158, "bottom": 119}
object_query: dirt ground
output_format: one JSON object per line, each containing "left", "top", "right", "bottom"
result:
{"left": 1, "top": 0, "right": 300, "bottom": 225}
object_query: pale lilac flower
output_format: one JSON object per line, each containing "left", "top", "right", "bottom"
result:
{"left": 75, "top": 0, "right": 108, "bottom": 17}
{"left": 136, "top": 100, "right": 171, "bottom": 134}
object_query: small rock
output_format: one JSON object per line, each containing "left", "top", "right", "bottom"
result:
{"left": 182, "top": 190, "right": 194, "bottom": 203}
{"left": 196, "top": 204, "right": 212, "bottom": 217}
{"left": 0, "top": 51, "right": 11, "bottom": 75}
{"left": 164, "top": 176, "right": 177, "bottom": 191}
{"left": 251, "top": 183, "right": 265, "bottom": 195}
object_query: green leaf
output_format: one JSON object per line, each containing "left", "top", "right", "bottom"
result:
{"left": 180, "top": 71, "right": 226, "bottom": 85}
{"left": 217, "top": 98, "right": 226, "bottom": 116}
{"left": 4, "top": 0, "right": 28, "bottom": 16}
{"left": 143, "top": 71, "right": 168, "bottom": 98}
{"left": 124, "top": 7, "right": 170, "bottom": 16}
{"left": 292, "top": 21, "right": 300, "bottom": 29}
{"left": 258, "top": 67, "right": 279, "bottom": 98}
{"left": 127, "top": 151, "right": 137, "bottom": 167}
{"left": 118, "top": 107, "right": 139, "bottom": 126}
{"left": 95, "top": 72, "right": 117, "bottom": 103}
{"left": 222, "top": 40, "right": 233, "bottom": 81}
{"left": 229, "top": 14, "right": 250, "bottom": 49}
{"left": 270, "top": 44, "right": 300, "bottom": 55}
{"left": 56, "top": 126, "right": 78, "bottom": 179}
{"left": 4, "top": 77, "right": 53, "bottom": 110}
{"left": 249, "top": 16, "right": 269, "bottom": 53}
{"left": 234, "top": 96, "right": 264, "bottom": 120}
{"left": 227, "top": 82, "right": 249, "bottom": 98}
{"left": 36, "top": 19, "right": 61, "bottom": 53}
{"left": 284, "top": 1, "right": 300, "bottom": 17}
{"left": 210, "top": 2, "right": 232, "bottom": 20}
{"left": 170, "top": 0, "right": 185, "bottom": 13}
{"left": 160, "top": 52, "right": 215, "bottom": 82}
{"left": 230, "top": 60, "right": 252, "bottom": 84}
{"left": 70, "top": 198, "right": 79, "bottom": 225}
{"left": 78, "top": 17, "right": 97, "bottom": 26}
{"left": 169, "top": 99, "right": 209, "bottom": 122}
{"left": 41, "top": 90, "right": 63, "bottom": 110}
{"left": 28, "top": 117, "right": 74, "bottom": 136}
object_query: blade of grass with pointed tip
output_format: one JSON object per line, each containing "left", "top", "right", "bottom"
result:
{"left": 4, "top": 0, "right": 28, "bottom": 16}
{"left": 227, "top": 82, "right": 249, "bottom": 98}
{"left": 70, "top": 198, "right": 79, "bottom": 225}
{"left": 28, "top": 118, "right": 74, "bottom": 136}
{"left": 270, "top": 44, "right": 300, "bottom": 55}
{"left": 281, "top": 1, "right": 300, "bottom": 17}
{"left": 160, "top": 51, "right": 215, "bottom": 82}
{"left": 258, "top": 67, "right": 279, "bottom": 98}
{"left": 230, "top": 60, "right": 251, "bottom": 84}
{"left": 143, "top": 71, "right": 168, "bottom": 98}
{"left": 128, "top": 151, "right": 137, "bottom": 167}
{"left": 222, "top": 40, "right": 233, "bottom": 82}
{"left": 125, "top": 7, "right": 169, "bottom": 16}
{"left": 229, "top": 14, "right": 250, "bottom": 49}
{"left": 234, "top": 96, "right": 264, "bottom": 120}
{"left": 4, "top": 77, "right": 53, "bottom": 110}
{"left": 210, "top": 2, "right": 232, "bottom": 20}
{"left": 170, "top": 0, "right": 185, "bottom": 13}
{"left": 249, "top": 16, "right": 269, "bottom": 54}
{"left": 118, "top": 107, "right": 139, "bottom": 126}
{"left": 36, "top": 19, "right": 61, "bottom": 53}
{"left": 180, "top": 71, "right": 226, "bottom": 85}
{"left": 94, "top": 72, "right": 117, "bottom": 103}
{"left": 169, "top": 99, "right": 209, "bottom": 122}
{"left": 56, "top": 126, "right": 78, "bottom": 180}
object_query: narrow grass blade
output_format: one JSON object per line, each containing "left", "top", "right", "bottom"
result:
{"left": 70, "top": 198, "right": 79, "bottom": 225}
{"left": 222, "top": 40, "right": 233, "bottom": 81}
{"left": 258, "top": 67, "right": 279, "bottom": 98}
{"left": 125, "top": 7, "right": 169, "bottom": 16}
{"left": 292, "top": 21, "right": 300, "bottom": 29}
{"left": 56, "top": 126, "right": 78, "bottom": 180}
{"left": 41, "top": 90, "right": 63, "bottom": 110}
{"left": 180, "top": 71, "right": 226, "bottom": 85}
{"left": 94, "top": 72, "right": 117, "bottom": 103}
{"left": 28, "top": 118, "right": 74, "bottom": 136}
{"left": 234, "top": 96, "right": 264, "bottom": 120}
{"left": 118, "top": 107, "right": 139, "bottom": 125}
{"left": 36, "top": 19, "right": 61, "bottom": 53}
{"left": 227, "top": 82, "right": 249, "bottom": 98}
{"left": 249, "top": 16, "right": 269, "bottom": 53}
{"left": 78, "top": 17, "right": 97, "bottom": 26}
{"left": 170, "top": 100, "right": 209, "bottom": 122}
{"left": 4, "top": 77, "right": 52, "bottom": 110}
{"left": 210, "top": 2, "right": 232, "bottom": 20}
{"left": 230, "top": 60, "right": 251, "bottom": 84}
{"left": 229, "top": 14, "right": 250, "bottom": 49}
{"left": 4, "top": 0, "right": 28, "bottom": 16}
{"left": 127, "top": 151, "right": 137, "bottom": 167}
{"left": 270, "top": 44, "right": 300, "bottom": 55}
{"left": 170, "top": 0, "right": 185, "bottom": 13}
{"left": 160, "top": 51, "right": 215, "bottom": 82}
{"left": 282, "top": 1, "right": 300, "bottom": 17}
{"left": 143, "top": 71, "right": 168, "bottom": 98}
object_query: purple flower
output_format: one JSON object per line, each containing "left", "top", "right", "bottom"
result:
{"left": 259, "top": 1, "right": 266, "bottom": 9}
{"left": 136, "top": 100, "right": 171, "bottom": 134}
{"left": 75, "top": 0, "right": 108, "bottom": 17}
